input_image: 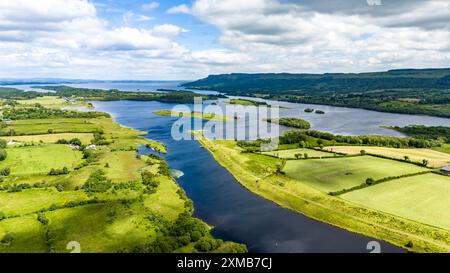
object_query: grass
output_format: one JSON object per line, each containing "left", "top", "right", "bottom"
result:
{"left": 100, "top": 151, "right": 146, "bottom": 183}
{"left": 153, "top": 110, "right": 230, "bottom": 122}
{"left": 196, "top": 135, "right": 450, "bottom": 252}
{"left": 1, "top": 118, "right": 100, "bottom": 135}
{"left": 325, "top": 146, "right": 450, "bottom": 168}
{"left": 342, "top": 173, "right": 450, "bottom": 230}
{"left": 283, "top": 156, "right": 428, "bottom": 192}
{"left": 17, "top": 96, "right": 90, "bottom": 109}
{"left": 432, "top": 144, "right": 450, "bottom": 155}
{"left": 45, "top": 202, "right": 155, "bottom": 253}
{"left": 1, "top": 133, "right": 94, "bottom": 145}
{"left": 0, "top": 144, "right": 83, "bottom": 176}
{"left": 0, "top": 215, "right": 47, "bottom": 253}
{"left": 0, "top": 188, "right": 88, "bottom": 217}
{"left": 262, "top": 148, "right": 333, "bottom": 159}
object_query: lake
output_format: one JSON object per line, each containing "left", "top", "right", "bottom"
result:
{"left": 10, "top": 82, "right": 450, "bottom": 252}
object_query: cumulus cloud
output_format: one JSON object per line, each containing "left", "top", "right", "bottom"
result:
{"left": 167, "top": 4, "right": 191, "bottom": 14}
{"left": 142, "top": 1, "right": 160, "bottom": 12}
{"left": 0, "top": 0, "right": 450, "bottom": 79}
{"left": 187, "top": 0, "right": 450, "bottom": 73}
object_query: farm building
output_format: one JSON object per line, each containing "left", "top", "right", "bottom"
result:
{"left": 441, "top": 166, "right": 450, "bottom": 175}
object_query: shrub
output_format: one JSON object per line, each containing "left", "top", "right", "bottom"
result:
{"left": 1, "top": 233, "right": 14, "bottom": 244}
{"left": 0, "top": 168, "right": 10, "bottom": 176}
{"left": 0, "top": 149, "right": 7, "bottom": 161}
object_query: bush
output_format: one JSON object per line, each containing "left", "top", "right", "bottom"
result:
{"left": 1, "top": 233, "right": 14, "bottom": 244}
{"left": 0, "top": 168, "right": 10, "bottom": 176}
{"left": 366, "top": 178, "right": 375, "bottom": 185}
{"left": 48, "top": 167, "right": 69, "bottom": 176}
{"left": 0, "top": 149, "right": 7, "bottom": 161}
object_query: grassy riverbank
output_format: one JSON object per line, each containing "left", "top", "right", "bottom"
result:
{"left": 195, "top": 134, "right": 450, "bottom": 253}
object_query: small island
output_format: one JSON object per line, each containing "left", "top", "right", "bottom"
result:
{"left": 315, "top": 110, "right": 325, "bottom": 114}
{"left": 304, "top": 108, "right": 314, "bottom": 113}
{"left": 265, "top": 117, "right": 311, "bottom": 129}
{"left": 226, "top": 99, "right": 268, "bottom": 107}
{"left": 153, "top": 110, "right": 230, "bottom": 122}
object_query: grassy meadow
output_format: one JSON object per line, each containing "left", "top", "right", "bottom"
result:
{"left": 283, "top": 156, "right": 428, "bottom": 192}
{"left": 325, "top": 146, "right": 450, "bottom": 168}
{"left": 342, "top": 173, "right": 450, "bottom": 230}
{"left": 0, "top": 144, "right": 83, "bottom": 176}
{"left": 153, "top": 110, "right": 230, "bottom": 122}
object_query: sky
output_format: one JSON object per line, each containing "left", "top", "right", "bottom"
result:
{"left": 0, "top": 0, "right": 450, "bottom": 80}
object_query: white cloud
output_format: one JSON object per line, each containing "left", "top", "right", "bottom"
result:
{"left": 142, "top": 2, "right": 159, "bottom": 12}
{"left": 188, "top": 0, "right": 450, "bottom": 73}
{"left": 167, "top": 4, "right": 191, "bottom": 14}
{"left": 1, "top": 0, "right": 450, "bottom": 80}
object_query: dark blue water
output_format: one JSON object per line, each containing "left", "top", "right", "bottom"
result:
{"left": 92, "top": 100, "right": 405, "bottom": 253}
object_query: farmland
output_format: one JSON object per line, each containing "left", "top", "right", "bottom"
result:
{"left": 0, "top": 144, "right": 83, "bottom": 176}
{"left": 196, "top": 134, "right": 450, "bottom": 252}
{"left": 0, "top": 133, "right": 94, "bottom": 145}
{"left": 283, "top": 156, "right": 428, "bottom": 193}
{"left": 325, "top": 146, "right": 450, "bottom": 168}
{"left": 342, "top": 173, "right": 450, "bottom": 230}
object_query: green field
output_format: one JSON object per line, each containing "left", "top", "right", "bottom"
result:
{"left": 1, "top": 133, "right": 94, "bottom": 145}
{"left": 325, "top": 146, "right": 450, "bottom": 168}
{"left": 0, "top": 188, "right": 88, "bottom": 217}
{"left": 262, "top": 148, "right": 333, "bottom": 159}
{"left": 283, "top": 156, "right": 428, "bottom": 192}
{"left": 0, "top": 144, "right": 83, "bottom": 176}
{"left": 342, "top": 173, "right": 450, "bottom": 230}
{"left": 0, "top": 216, "right": 47, "bottom": 253}
{"left": 1, "top": 118, "right": 100, "bottom": 135}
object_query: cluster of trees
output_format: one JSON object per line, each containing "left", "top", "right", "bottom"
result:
{"left": 83, "top": 170, "right": 112, "bottom": 193}
{"left": 141, "top": 171, "right": 160, "bottom": 194}
{"left": 34, "top": 86, "right": 221, "bottom": 104}
{"left": 301, "top": 130, "right": 439, "bottom": 148}
{"left": 56, "top": 138, "right": 82, "bottom": 146}
{"left": 48, "top": 167, "right": 69, "bottom": 176}
{"left": 266, "top": 117, "right": 311, "bottom": 129}
{"left": 143, "top": 212, "right": 211, "bottom": 253}
{"left": 2, "top": 105, "right": 109, "bottom": 120}
{"left": 389, "top": 125, "right": 450, "bottom": 143}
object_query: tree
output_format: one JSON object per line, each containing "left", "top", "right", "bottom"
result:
{"left": 366, "top": 178, "right": 375, "bottom": 185}
{"left": 404, "top": 156, "right": 410, "bottom": 161}
{"left": 304, "top": 153, "right": 309, "bottom": 159}
{"left": 360, "top": 150, "right": 366, "bottom": 156}
{"left": 295, "top": 153, "right": 302, "bottom": 159}
{"left": 422, "top": 159, "right": 429, "bottom": 167}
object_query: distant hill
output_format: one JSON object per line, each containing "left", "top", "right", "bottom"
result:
{"left": 182, "top": 69, "right": 450, "bottom": 118}
{"left": 182, "top": 69, "right": 450, "bottom": 94}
